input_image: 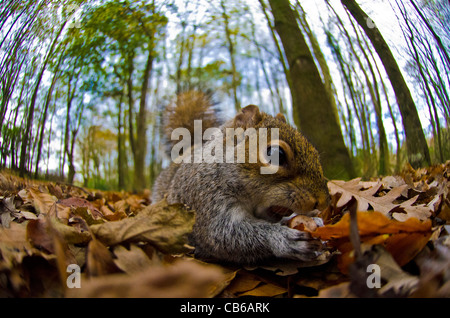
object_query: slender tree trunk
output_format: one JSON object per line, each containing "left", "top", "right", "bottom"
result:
{"left": 296, "top": 1, "right": 340, "bottom": 126}
{"left": 409, "top": 0, "right": 450, "bottom": 69}
{"left": 34, "top": 48, "right": 64, "bottom": 178}
{"left": 133, "top": 46, "right": 154, "bottom": 192}
{"left": 175, "top": 23, "right": 186, "bottom": 95}
{"left": 67, "top": 102, "right": 85, "bottom": 184}
{"left": 117, "top": 90, "right": 127, "bottom": 190}
{"left": 249, "top": 14, "right": 279, "bottom": 113}
{"left": 268, "top": 0, "right": 355, "bottom": 179}
{"left": 341, "top": 0, "right": 430, "bottom": 168}
{"left": 19, "top": 20, "right": 66, "bottom": 177}
{"left": 259, "top": 0, "right": 293, "bottom": 117}
{"left": 220, "top": 0, "right": 240, "bottom": 112}
{"left": 342, "top": 8, "right": 389, "bottom": 175}
{"left": 126, "top": 53, "right": 136, "bottom": 160}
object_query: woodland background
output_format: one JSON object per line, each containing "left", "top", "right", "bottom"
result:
{"left": 0, "top": 0, "right": 449, "bottom": 192}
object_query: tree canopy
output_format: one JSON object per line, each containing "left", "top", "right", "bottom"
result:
{"left": 0, "top": 0, "right": 449, "bottom": 190}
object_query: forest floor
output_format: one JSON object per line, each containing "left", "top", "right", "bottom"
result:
{"left": 0, "top": 162, "right": 449, "bottom": 298}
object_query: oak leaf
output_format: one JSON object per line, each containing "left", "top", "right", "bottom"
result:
{"left": 328, "top": 178, "right": 433, "bottom": 221}
{"left": 328, "top": 178, "right": 407, "bottom": 215}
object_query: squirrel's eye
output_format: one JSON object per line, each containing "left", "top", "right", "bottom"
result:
{"left": 266, "top": 145, "right": 287, "bottom": 166}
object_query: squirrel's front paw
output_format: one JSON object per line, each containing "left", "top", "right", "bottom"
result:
{"left": 274, "top": 227, "right": 324, "bottom": 262}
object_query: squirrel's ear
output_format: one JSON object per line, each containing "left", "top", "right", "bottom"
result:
{"left": 275, "top": 113, "right": 287, "bottom": 123}
{"left": 234, "top": 104, "right": 262, "bottom": 128}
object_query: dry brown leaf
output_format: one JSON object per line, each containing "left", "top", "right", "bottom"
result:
{"left": 238, "top": 282, "right": 287, "bottom": 297}
{"left": 224, "top": 272, "right": 262, "bottom": 296}
{"left": 0, "top": 221, "right": 53, "bottom": 268}
{"left": 26, "top": 216, "right": 79, "bottom": 286}
{"left": 309, "top": 211, "right": 431, "bottom": 241}
{"left": 112, "top": 244, "right": 155, "bottom": 274}
{"left": 67, "top": 259, "right": 232, "bottom": 298}
{"left": 315, "top": 282, "right": 353, "bottom": 298}
{"left": 328, "top": 179, "right": 408, "bottom": 216}
{"left": 59, "top": 197, "right": 104, "bottom": 222}
{"left": 305, "top": 211, "right": 432, "bottom": 273}
{"left": 328, "top": 178, "right": 435, "bottom": 221}
{"left": 50, "top": 217, "right": 92, "bottom": 244}
{"left": 86, "top": 238, "right": 119, "bottom": 277}
{"left": 411, "top": 243, "right": 450, "bottom": 297}
{"left": 48, "top": 203, "right": 71, "bottom": 222}
{"left": 27, "top": 218, "right": 54, "bottom": 253}
{"left": 90, "top": 198, "right": 195, "bottom": 254}
{"left": 0, "top": 196, "right": 18, "bottom": 227}
{"left": 391, "top": 195, "right": 432, "bottom": 221}
{"left": 18, "top": 187, "right": 57, "bottom": 215}
{"left": 346, "top": 244, "right": 420, "bottom": 297}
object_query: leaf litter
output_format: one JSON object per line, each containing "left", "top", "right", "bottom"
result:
{"left": 0, "top": 161, "right": 449, "bottom": 298}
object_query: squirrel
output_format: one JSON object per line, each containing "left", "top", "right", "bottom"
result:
{"left": 152, "top": 91, "right": 330, "bottom": 265}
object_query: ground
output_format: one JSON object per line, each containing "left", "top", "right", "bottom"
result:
{"left": 0, "top": 162, "right": 449, "bottom": 297}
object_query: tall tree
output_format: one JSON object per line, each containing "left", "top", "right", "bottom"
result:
{"left": 341, "top": 0, "right": 431, "bottom": 169}
{"left": 220, "top": 0, "right": 241, "bottom": 111}
{"left": 267, "top": 0, "right": 355, "bottom": 179}
{"left": 18, "top": 20, "right": 67, "bottom": 177}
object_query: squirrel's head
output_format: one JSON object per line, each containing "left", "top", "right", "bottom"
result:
{"left": 232, "top": 105, "right": 330, "bottom": 222}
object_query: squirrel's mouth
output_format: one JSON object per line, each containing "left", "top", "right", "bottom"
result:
{"left": 255, "top": 205, "right": 294, "bottom": 222}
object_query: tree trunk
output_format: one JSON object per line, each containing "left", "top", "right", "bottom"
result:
{"left": 133, "top": 46, "right": 153, "bottom": 192}
{"left": 117, "top": 90, "right": 127, "bottom": 190}
{"left": 34, "top": 48, "right": 64, "bottom": 178}
{"left": 259, "top": 0, "right": 292, "bottom": 116}
{"left": 220, "top": 0, "right": 240, "bottom": 112}
{"left": 296, "top": 1, "right": 340, "bottom": 127}
{"left": 341, "top": 0, "right": 430, "bottom": 168}
{"left": 19, "top": 21, "right": 66, "bottom": 177}
{"left": 126, "top": 53, "right": 136, "bottom": 160}
{"left": 268, "top": 0, "right": 355, "bottom": 180}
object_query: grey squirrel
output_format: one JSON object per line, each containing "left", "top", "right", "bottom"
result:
{"left": 152, "top": 91, "right": 330, "bottom": 264}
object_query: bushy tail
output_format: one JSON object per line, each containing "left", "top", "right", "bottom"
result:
{"left": 163, "top": 90, "right": 220, "bottom": 149}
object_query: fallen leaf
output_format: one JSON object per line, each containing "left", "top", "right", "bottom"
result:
{"left": 0, "top": 196, "right": 17, "bottom": 227}
{"left": 309, "top": 211, "right": 431, "bottom": 241}
{"left": 315, "top": 282, "right": 353, "bottom": 298}
{"left": 86, "top": 237, "right": 119, "bottom": 277}
{"left": 411, "top": 243, "right": 450, "bottom": 297}
{"left": 112, "top": 244, "right": 155, "bottom": 274}
{"left": 305, "top": 211, "right": 432, "bottom": 273}
{"left": 27, "top": 218, "right": 54, "bottom": 253}
{"left": 0, "top": 221, "right": 53, "bottom": 268}
{"left": 223, "top": 272, "right": 261, "bottom": 296}
{"left": 328, "top": 179, "right": 408, "bottom": 216}
{"left": 90, "top": 198, "right": 195, "bottom": 254}
{"left": 348, "top": 244, "right": 419, "bottom": 297}
{"left": 59, "top": 197, "right": 104, "bottom": 221}
{"left": 67, "top": 259, "right": 232, "bottom": 298}
{"left": 391, "top": 195, "right": 432, "bottom": 221}
{"left": 238, "top": 282, "right": 287, "bottom": 297}
{"left": 18, "top": 187, "right": 57, "bottom": 215}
